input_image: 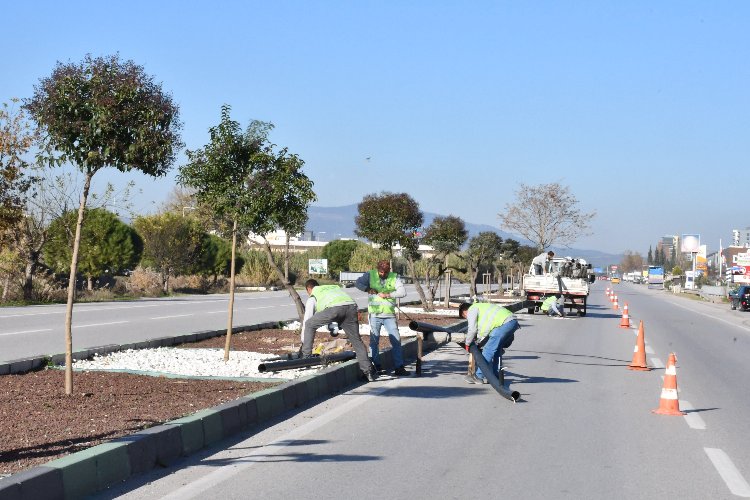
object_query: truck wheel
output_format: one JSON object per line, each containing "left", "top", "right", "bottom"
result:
{"left": 731, "top": 301, "right": 737, "bottom": 310}
{"left": 527, "top": 307, "right": 535, "bottom": 315}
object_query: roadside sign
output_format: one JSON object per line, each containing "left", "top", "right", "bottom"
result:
{"left": 308, "top": 259, "right": 328, "bottom": 275}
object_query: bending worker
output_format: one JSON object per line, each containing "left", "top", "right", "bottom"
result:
{"left": 532, "top": 250, "right": 555, "bottom": 275}
{"left": 541, "top": 294, "right": 565, "bottom": 317}
{"left": 301, "top": 279, "right": 378, "bottom": 382}
{"left": 355, "top": 260, "right": 409, "bottom": 376}
{"left": 459, "top": 301, "right": 520, "bottom": 384}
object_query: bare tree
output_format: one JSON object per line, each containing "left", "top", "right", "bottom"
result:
{"left": 499, "top": 182, "right": 595, "bottom": 251}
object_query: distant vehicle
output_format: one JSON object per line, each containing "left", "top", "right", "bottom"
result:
{"left": 611, "top": 277, "right": 621, "bottom": 284}
{"left": 648, "top": 266, "right": 664, "bottom": 289}
{"left": 728, "top": 285, "right": 750, "bottom": 311}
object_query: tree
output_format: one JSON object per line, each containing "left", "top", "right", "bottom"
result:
{"left": 647, "top": 246, "right": 653, "bottom": 265}
{"left": 133, "top": 213, "right": 203, "bottom": 293}
{"left": 322, "top": 239, "right": 363, "bottom": 278}
{"left": 619, "top": 250, "right": 644, "bottom": 274}
{"left": 354, "top": 192, "right": 430, "bottom": 308}
{"left": 421, "top": 215, "right": 468, "bottom": 306}
{"left": 499, "top": 182, "right": 596, "bottom": 251}
{"left": 197, "top": 234, "right": 245, "bottom": 284}
{"left": 0, "top": 100, "right": 36, "bottom": 242}
{"left": 355, "top": 192, "right": 423, "bottom": 262}
{"left": 45, "top": 208, "right": 142, "bottom": 290}
{"left": 25, "top": 54, "right": 182, "bottom": 394}
{"left": 465, "top": 232, "right": 504, "bottom": 298}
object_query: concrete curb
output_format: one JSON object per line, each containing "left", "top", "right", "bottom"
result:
{"left": 1, "top": 299, "right": 511, "bottom": 499}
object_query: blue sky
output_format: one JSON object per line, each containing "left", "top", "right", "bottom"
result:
{"left": 2, "top": 1, "right": 748, "bottom": 254}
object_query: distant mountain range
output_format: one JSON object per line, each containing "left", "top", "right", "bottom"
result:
{"left": 305, "top": 204, "right": 621, "bottom": 269}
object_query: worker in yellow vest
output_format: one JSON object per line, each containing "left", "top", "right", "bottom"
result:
{"left": 355, "top": 260, "right": 409, "bottom": 376}
{"left": 459, "top": 302, "right": 520, "bottom": 384}
{"left": 301, "top": 279, "right": 377, "bottom": 381}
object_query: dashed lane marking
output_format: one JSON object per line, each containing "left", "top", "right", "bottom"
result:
{"left": 679, "top": 400, "right": 706, "bottom": 430}
{"left": 704, "top": 448, "right": 750, "bottom": 497}
{"left": 0, "top": 328, "right": 53, "bottom": 337}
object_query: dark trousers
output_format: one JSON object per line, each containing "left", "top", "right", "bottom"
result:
{"left": 302, "top": 303, "right": 373, "bottom": 374}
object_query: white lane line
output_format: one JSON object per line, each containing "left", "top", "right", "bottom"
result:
{"left": 159, "top": 378, "right": 407, "bottom": 500}
{"left": 151, "top": 314, "right": 193, "bottom": 320}
{"left": 73, "top": 321, "right": 129, "bottom": 329}
{"left": 0, "top": 328, "right": 53, "bottom": 337}
{"left": 205, "top": 310, "right": 226, "bottom": 314}
{"left": 650, "top": 357, "right": 665, "bottom": 369}
{"left": 645, "top": 345, "right": 655, "bottom": 354}
{"left": 679, "top": 400, "right": 706, "bottom": 430}
{"left": 704, "top": 448, "right": 750, "bottom": 497}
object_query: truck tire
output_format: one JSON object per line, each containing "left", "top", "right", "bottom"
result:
{"left": 731, "top": 301, "right": 737, "bottom": 310}
{"left": 527, "top": 307, "right": 535, "bottom": 315}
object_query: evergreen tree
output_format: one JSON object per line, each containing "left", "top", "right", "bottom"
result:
{"left": 647, "top": 246, "right": 653, "bottom": 265}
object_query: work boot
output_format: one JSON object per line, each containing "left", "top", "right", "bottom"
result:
{"left": 365, "top": 368, "right": 379, "bottom": 382}
{"left": 394, "top": 366, "right": 410, "bottom": 376}
{"left": 481, "top": 377, "right": 489, "bottom": 384}
{"left": 463, "top": 373, "right": 479, "bottom": 384}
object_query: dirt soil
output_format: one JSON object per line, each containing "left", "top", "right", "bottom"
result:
{"left": 0, "top": 310, "right": 460, "bottom": 477}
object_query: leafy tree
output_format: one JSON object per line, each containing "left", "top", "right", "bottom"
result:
{"left": 355, "top": 192, "right": 423, "bottom": 261}
{"left": 499, "top": 182, "right": 595, "bottom": 251}
{"left": 422, "top": 215, "right": 468, "bottom": 306}
{"left": 133, "top": 212, "right": 203, "bottom": 294}
{"left": 619, "top": 250, "right": 644, "bottom": 274}
{"left": 197, "top": 234, "right": 245, "bottom": 284}
{"left": 25, "top": 54, "right": 182, "bottom": 394}
{"left": 354, "top": 192, "right": 430, "bottom": 308}
{"left": 45, "top": 208, "right": 142, "bottom": 290}
{"left": 322, "top": 239, "right": 363, "bottom": 278}
{"left": 465, "top": 232, "right": 504, "bottom": 298}
{"left": 0, "top": 100, "right": 36, "bottom": 243}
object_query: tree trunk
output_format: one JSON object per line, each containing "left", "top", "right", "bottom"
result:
{"left": 22, "top": 252, "right": 38, "bottom": 301}
{"left": 406, "top": 256, "right": 430, "bottom": 309}
{"left": 223, "top": 218, "right": 238, "bottom": 362}
{"left": 1, "top": 274, "right": 9, "bottom": 302}
{"left": 64, "top": 171, "right": 93, "bottom": 396}
{"left": 87, "top": 276, "right": 93, "bottom": 291}
{"left": 469, "top": 266, "right": 478, "bottom": 298}
{"left": 284, "top": 233, "right": 289, "bottom": 282}
{"left": 262, "top": 238, "right": 305, "bottom": 323}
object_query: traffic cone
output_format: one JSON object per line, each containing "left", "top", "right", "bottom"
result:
{"left": 619, "top": 302, "right": 631, "bottom": 328}
{"left": 605, "top": 287, "right": 611, "bottom": 297}
{"left": 613, "top": 295, "right": 619, "bottom": 310}
{"left": 627, "top": 321, "right": 650, "bottom": 371}
{"left": 608, "top": 290, "right": 614, "bottom": 302}
{"left": 652, "top": 353, "right": 685, "bottom": 416}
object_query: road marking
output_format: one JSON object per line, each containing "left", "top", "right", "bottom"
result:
{"left": 679, "top": 400, "right": 706, "bottom": 430}
{"left": 650, "top": 357, "right": 665, "bottom": 369}
{"left": 74, "top": 321, "right": 129, "bottom": 329}
{"left": 159, "top": 377, "right": 408, "bottom": 500}
{"left": 645, "top": 345, "right": 654, "bottom": 354}
{"left": 0, "top": 328, "right": 53, "bottom": 337}
{"left": 704, "top": 448, "right": 750, "bottom": 497}
{"left": 151, "top": 314, "right": 193, "bottom": 320}
{"left": 205, "top": 310, "right": 226, "bottom": 314}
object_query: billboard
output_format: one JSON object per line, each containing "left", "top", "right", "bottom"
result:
{"left": 308, "top": 259, "right": 328, "bottom": 275}
{"left": 681, "top": 234, "right": 700, "bottom": 253}
{"left": 730, "top": 253, "right": 750, "bottom": 284}
{"left": 696, "top": 245, "right": 707, "bottom": 274}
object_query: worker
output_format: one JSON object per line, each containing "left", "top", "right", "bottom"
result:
{"left": 301, "top": 279, "right": 378, "bottom": 382}
{"left": 540, "top": 294, "right": 565, "bottom": 317}
{"left": 354, "top": 260, "right": 409, "bottom": 376}
{"left": 459, "top": 302, "right": 520, "bottom": 384}
{"left": 532, "top": 250, "right": 555, "bottom": 275}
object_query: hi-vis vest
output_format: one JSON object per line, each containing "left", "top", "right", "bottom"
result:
{"left": 470, "top": 303, "right": 513, "bottom": 339}
{"left": 540, "top": 295, "right": 557, "bottom": 312}
{"left": 368, "top": 270, "right": 397, "bottom": 315}
{"left": 311, "top": 285, "right": 355, "bottom": 312}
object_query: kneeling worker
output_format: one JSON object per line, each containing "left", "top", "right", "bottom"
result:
{"left": 459, "top": 302, "right": 520, "bottom": 384}
{"left": 541, "top": 294, "right": 565, "bottom": 317}
{"left": 301, "top": 279, "right": 378, "bottom": 381}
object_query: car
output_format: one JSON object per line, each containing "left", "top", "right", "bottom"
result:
{"left": 611, "top": 277, "right": 621, "bottom": 284}
{"left": 729, "top": 285, "right": 750, "bottom": 311}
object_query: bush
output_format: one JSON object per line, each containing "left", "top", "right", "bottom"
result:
{"left": 127, "top": 266, "right": 163, "bottom": 296}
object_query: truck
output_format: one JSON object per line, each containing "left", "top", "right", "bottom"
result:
{"left": 647, "top": 266, "right": 664, "bottom": 289}
{"left": 728, "top": 285, "right": 750, "bottom": 311}
{"left": 522, "top": 257, "right": 596, "bottom": 316}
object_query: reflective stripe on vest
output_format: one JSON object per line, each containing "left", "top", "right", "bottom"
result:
{"left": 311, "top": 285, "right": 355, "bottom": 312}
{"left": 368, "top": 270, "right": 397, "bottom": 314}
{"left": 470, "top": 303, "right": 513, "bottom": 338}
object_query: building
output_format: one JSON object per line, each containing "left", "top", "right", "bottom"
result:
{"left": 732, "top": 228, "right": 750, "bottom": 247}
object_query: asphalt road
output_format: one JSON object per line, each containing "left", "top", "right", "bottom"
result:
{"left": 0, "top": 284, "right": 471, "bottom": 362}
{"left": 94, "top": 281, "right": 750, "bottom": 499}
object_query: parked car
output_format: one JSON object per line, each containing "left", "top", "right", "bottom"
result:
{"left": 728, "top": 285, "right": 750, "bottom": 311}
{"left": 611, "top": 277, "right": 621, "bottom": 284}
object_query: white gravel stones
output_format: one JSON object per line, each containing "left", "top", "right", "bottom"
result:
{"left": 73, "top": 348, "right": 315, "bottom": 380}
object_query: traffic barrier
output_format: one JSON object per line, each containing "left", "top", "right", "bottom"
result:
{"left": 619, "top": 303, "right": 631, "bottom": 328}
{"left": 652, "top": 353, "right": 685, "bottom": 416}
{"left": 627, "top": 321, "right": 650, "bottom": 371}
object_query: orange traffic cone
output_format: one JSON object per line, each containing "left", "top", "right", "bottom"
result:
{"left": 613, "top": 295, "right": 619, "bottom": 310}
{"left": 605, "top": 287, "right": 610, "bottom": 297}
{"left": 619, "top": 302, "right": 631, "bottom": 328}
{"left": 627, "top": 321, "right": 650, "bottom": 371}
{"left": 609, "top": 290, "right": 614, "bottom": 302}
{"left": 652, "top": 353, "right": 685, "bottom": 415}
